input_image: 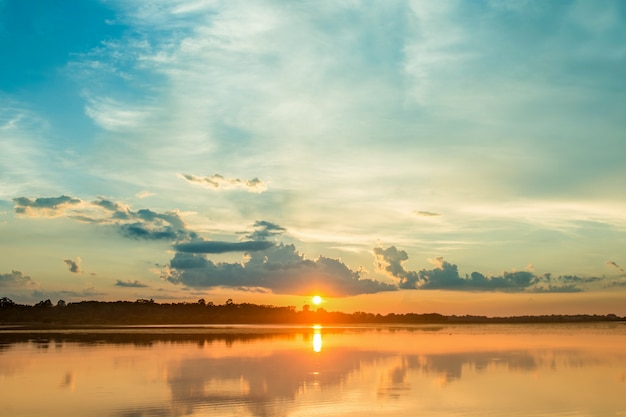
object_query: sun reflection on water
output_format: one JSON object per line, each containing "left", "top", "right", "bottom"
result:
{"left": 312, "top": 325, "right": 322, "bottom": 353}
{"left": 2, "top": 325, "right": 626, "bottom": 417}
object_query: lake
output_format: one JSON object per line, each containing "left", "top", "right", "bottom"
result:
{"left": 1, "top": 323, "right": 625, "bottom": 416}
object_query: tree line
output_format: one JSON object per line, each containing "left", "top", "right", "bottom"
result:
{"left": 0, "top": 296, "right": 623, "bottom": 325}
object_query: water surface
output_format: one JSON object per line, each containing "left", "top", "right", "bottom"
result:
{"left": 1, "top": 323, "right": 625, "bottom": 416}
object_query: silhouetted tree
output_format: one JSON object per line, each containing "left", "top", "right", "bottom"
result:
{"left": 0, "top": 297, "right": 16, "bottom": 307}
{"left": 197, "top": 298, "right": 206, "bottom": 306}
{"left": 0, "top": 298, "right": 623, "bottom": 325}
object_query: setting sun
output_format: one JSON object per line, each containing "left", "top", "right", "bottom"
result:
{"left": 312, "top": 295, "right": 322, "bottom": 305}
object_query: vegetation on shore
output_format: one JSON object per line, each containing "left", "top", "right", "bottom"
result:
{"left": 1, "top": 296, "right": 623, "bottom": 326}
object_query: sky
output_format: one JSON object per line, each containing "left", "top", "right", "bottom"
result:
{"left": 1, "top": 0, "right": 626, "bottom": 316}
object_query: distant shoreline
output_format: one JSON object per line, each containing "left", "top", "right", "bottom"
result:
{"left": 2, "top": 322, "right": 626, "bottom": 332}
{"left": 1, "top": 298, "right": 624, "bottom": 326}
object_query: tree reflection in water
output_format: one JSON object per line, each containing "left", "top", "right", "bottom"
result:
{"left": 1, "top": 324, "right": 625, "bottom": 417}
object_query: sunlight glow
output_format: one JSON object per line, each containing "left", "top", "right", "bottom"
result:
{"left": 312, "top": 295, "right": 322, "bottom": 305}
{"left": 313, "top": 326, "right": 323, "bottom": 353}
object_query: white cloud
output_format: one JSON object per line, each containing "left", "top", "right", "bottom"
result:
{"left": 180, "top": 173, "right": 267, "bottom": 193}
{"left": 136, "top": 191, "right": 155, "bottom": 198}
{"left": 85, "top": 97, "right": 153, "bottom": 132}
{"left": 459, "top": 201, "right": 626, "bottom": 231}
{"left": 0, "top": 99, "right": 54, "bottom": 197}
{"left": 405, "top": 0, "right": 471, "bottom": 105}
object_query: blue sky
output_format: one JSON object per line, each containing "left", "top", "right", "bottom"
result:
{"left": 1, "top": 0, "right": 626, "bottom": 314}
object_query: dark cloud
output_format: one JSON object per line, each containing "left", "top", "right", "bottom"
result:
{"left": 13, "top": 195, "right": 81, "bottom": 216}
{"left": 552, "top": 274, "right": 602, "bottom": 284}
{"left": 232, "top": 286, "right": 271, "bottom": 293}
{"left": 244, "top": 220, "right": 287, "bottom": 241}
{"left": 373, "top": 246, "right": 421, "bottom": 289}
{"left": 70, "top": 215, "right": 108, "bottom": 224}
{"left": 120, "top": 208, "right": 189, "bottom": 241}
{"left": 0, "top": 270, "right": 35, "bottom": 287}
{"left": 606, "top": 261, "right": 624, "bottom": 272}
{"left": 118, "top": 222, "right": 180, "bottom": 240}
{"left": 169, "top": 221, "right": 287, "bottom": 255}
{"left": 417, "top": 266, "right": 538, "bottom": 292}
{"left": 13, "top": 195, "right": 192, "bottom": 242}
{"left": 88, "top": 198, "right": 192, "bottom": 241}
{"left": 115, "top": 280, "right": 149, "bottom": 288}
{"left": 413, "top": 211, "right": 442, "bottom": 217}
{"left": 174, "top": 239, "right": 275, "bottom": 254}
{"left": 134, "top": 209, "right": 184, "bottom": 228}
{"left": 165, "top": 243, "right": 396, "bottom": 297}
{"left": 180, "top": 173, "right": 267, "bottom": 193}
{"left": 13, "top": 195, "right": 81, "bottom": 209}
{"left": 374, "top": 246, "right": 598, "bottom": 293}
{"left": 63, "top": 258, "right": 81, "bottom": 273}
{"left": 530, "top": 285, "right": 582, "bottom": 293}
{"left": 536, "top": 273, "right": 602, "bottom": 291}
{"left": 32, "top": 288, "right": 106, "bottom": 300}
{"left": 110, "top": 206, "right": 189, "bottom": 241}
{"left": 92, "top": 198, "right": 124, "bottom": 212}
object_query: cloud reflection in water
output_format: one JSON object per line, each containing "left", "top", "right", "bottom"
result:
{"left": 1, "top": 325, "right": 625, "bottom": 417}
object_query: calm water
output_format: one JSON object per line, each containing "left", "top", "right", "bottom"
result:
{"left": 1, "top": 323, "right": 626, "bottom": 417}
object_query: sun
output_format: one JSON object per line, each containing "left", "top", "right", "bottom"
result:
{"left": 312, "top": 295, "right": 323, "bottom": 305}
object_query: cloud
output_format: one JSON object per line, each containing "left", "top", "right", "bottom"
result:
{"left": 63, "top": 258, "right": 81, "bottom": 273}
{"left": 243, "top": 220, "right": 287, "bottom": 241}
{"left": 373, "top": 246, "right": 421, "bottom": 289}
{"left": 529, "top": 285, "right": 582, "bottom": 293}
{"left": 0, "top": 102, "right": 53, "bottom": 199}
{"left": 0, "top": 270, "right": 36, "bottom": 287}
{"left": 136, "top": 191, "right": 155, "bottom": 199}
{"left": 373, "top": 245, "right": 599, "bottom": 293}
{"left": 13, "top": 195, "right": 192, "bottom": 242}
{"left": 92, "top": 198, "right": 125, "bottom": 213}
{"left": 606, "top": 261, "right": 624, "bottom": 272}
{"left": 115, "top": 280, "right": 149, "bottom": 288}
{"left": 32, "top": 288, "right": 106, "bottom": 300}
{"left": 102, "top": 203, "right": 190, "bottom": 241}
{"left": 174, "top": 239, "right": 274, "bottom": 254}
{"left": 180, "top": 173, "right": 267, "bottom": 193}
{"left": 549, "top": 274, "right": 602, "bottom": 284}
{"left": 84, "top": 96, "right": 152, "bottom": 132}
{"left": 164, "top": 243, "right": 396, "bottom": 297}
{"left": 118, "top": 222, "right": 180, "bottom": 241}
{"left": 13, "top": 195, "right": 82, "bottom": 217}
{"left": 413, "top": 211, "right": 442, "bottom": 217}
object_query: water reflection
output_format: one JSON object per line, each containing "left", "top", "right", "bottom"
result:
{"left": 312, "top": 325, "right": 323, "bottom": 352}
{"left": 1, "top": 324, "right": 625, "bottom": 417}
{"left": 166, "top": 348, "right": 385, "bottom": 416}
